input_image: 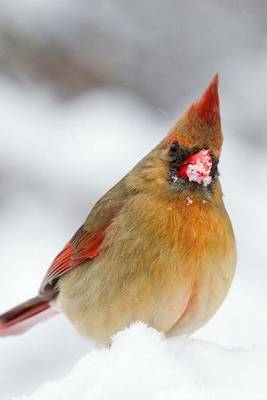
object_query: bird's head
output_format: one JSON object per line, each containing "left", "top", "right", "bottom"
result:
{"left": 128, "top": 74, "right": 223, "bottom": 202}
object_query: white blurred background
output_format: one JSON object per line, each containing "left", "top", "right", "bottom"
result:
{"left": 0, "top": 1, "right": 266, "bottom": 399}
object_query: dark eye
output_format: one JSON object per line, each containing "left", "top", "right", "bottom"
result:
{"left": 169, "top": 142, "right": 179, "bottom": 156}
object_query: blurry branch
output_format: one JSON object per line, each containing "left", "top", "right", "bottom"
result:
{"left": 0, "top": 29, "right": 114, "bottom": 98}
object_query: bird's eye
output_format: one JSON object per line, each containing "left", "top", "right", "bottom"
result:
{"left": 169, "top": 142, "right": 179, "bottom": 156}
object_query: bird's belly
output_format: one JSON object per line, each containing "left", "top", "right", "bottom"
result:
{"left": 58, "top": 250, "right": 234, "bottom": 345}
{"left": 166, "top": 257, "right": 236, "bottom": 337}
{"left": 57, "top": 258, "right": 193, "bottom": 344}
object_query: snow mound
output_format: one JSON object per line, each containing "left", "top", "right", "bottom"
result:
{"left": 16, "top": 323, "right": 267, "bottom": 400}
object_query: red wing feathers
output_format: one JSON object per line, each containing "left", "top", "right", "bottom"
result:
{"left": 39, "top": 180, "right": 128, "bottom": 299}
{"left": 39, "top": 226, "right": 105, "bottom": 299}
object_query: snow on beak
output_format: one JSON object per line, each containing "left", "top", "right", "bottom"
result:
{"left": 178, "top": 149, "right": 212, "bottom": 186}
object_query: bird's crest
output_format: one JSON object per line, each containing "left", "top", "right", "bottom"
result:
{"left": 167, "top": 74, "right": 222, "bottom": 157}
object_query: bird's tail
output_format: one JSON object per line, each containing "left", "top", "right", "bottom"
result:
{"left": 0, "top": 296, "right": 58, "bottom": 336}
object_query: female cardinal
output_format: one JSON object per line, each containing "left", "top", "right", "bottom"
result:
{"left": 0, "top": 75, "right": 236, "bottom": 344}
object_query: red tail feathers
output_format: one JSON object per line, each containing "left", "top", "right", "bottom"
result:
{"left": 0, "top": 297, "right": 58, "bottom": 336}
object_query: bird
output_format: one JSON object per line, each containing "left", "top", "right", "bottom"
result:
{"left": 0, "top": 75, "right": 236, "bottom": 345}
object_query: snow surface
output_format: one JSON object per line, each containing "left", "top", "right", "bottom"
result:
{"left": 0, "top": 80, "right": 266, "bottom": 399}
{"left": 14, "top": 323, "right": 267, "bottom": 400}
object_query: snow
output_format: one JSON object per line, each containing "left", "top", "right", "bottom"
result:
{"left": 186, "top": 196, "right": 193, "bottom": 205}
{"left": 14, "top": 323, "right": 267, "bottom": 400}
{"left": 0, "top": 79, "right": 266, "bottom": 399}
{"left": 171, "top": 175, "right": 179, "bottom": 184}
{"left": 185, "top": 150, "right": 212, "bottom": 186}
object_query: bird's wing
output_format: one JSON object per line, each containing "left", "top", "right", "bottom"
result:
{"left": 39, "top": 178, "right": 130, "bottom": 300}
{"left": 39, "top": 225, "right": 106, "bottom": 299}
